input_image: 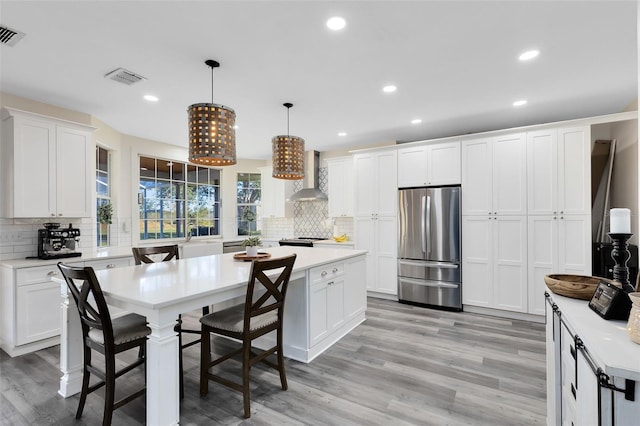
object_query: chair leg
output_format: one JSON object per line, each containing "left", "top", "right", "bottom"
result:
{"left": 177, "top": 315, "right": 184, "bottom": 399}
{"left": 75, "top": 346, "right": 92, "bottom": 419}
{"left": 242, "top": 339, "right": 251, "bottom": 419}
{"left": 200, "top": 326, "right": 210, "bottom": 397}
{"left": 276, "top": 328, "right": 288, "bottom": 390}
{"left": 103, "top": 352, "right": 116, "bottom": 426}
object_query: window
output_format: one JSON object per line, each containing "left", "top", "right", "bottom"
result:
{"left": 236, "top": 173, "right": 261, "bottom": 236}
{"left": 96, "top": 146, "right": 111, "bottom": 247}
{"left": 139, "top": 156, "right": 221, "bottom": 240}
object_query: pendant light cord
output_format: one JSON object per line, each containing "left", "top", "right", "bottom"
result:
{"left": 210, "top": 66, "right": 214, "bottom": 104}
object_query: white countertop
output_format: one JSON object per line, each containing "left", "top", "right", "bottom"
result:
{"left": 314, "top": 239, "right": 355, "bottom": 246}
{"left": 0, "top": 246, "right": 135, "bottom": 269}
{"left": 548, "top": 292, "right": 640, "bottom": 380}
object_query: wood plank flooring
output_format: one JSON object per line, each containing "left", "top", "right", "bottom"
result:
{"left": 1, "top": 298, "right": 547, "bottom": 425}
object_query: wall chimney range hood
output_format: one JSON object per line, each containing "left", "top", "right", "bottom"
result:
{"left": 289, "top": 151, "right": 328, "bottom": 201}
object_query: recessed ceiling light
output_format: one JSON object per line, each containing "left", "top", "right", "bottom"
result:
{"left": 233, "top": 125, "right": 239, "bottom": 129}
{"left": 519, "top": 50, "right": 539, "bottom": 61}
{"left": 143, "top": 94, "right": 159, "bottom": 102}
{"left": 513, "top": 100, "right": 528, "bottom": 107}
{"left": 411, "top": 119, "right": 422, "bottom": 124}
{"left": 338, "top": 132, "right": 347, "bottom": 137}
{"left": 383, "top": 85, "right": 397, "bottom": 93}
{"left": 326, "top": 17, "right": 346, "bottom": 31}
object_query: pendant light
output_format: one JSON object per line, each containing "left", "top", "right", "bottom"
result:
{"left": 272, "top": 103, "right": 305, "bottom": 180}
{"left": 188, "top": 59, "right": 236, "bottom": 166}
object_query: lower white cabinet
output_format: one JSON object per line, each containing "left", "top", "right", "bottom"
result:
{"left": 528, "top": 215, "right": 591, "bottom": 315}
{"left": 310, "top": 273, "right": 345, "bottom": 346}
{"left": 0, "top": 255, "right": 133, "bottom": 357}
{"left": 355, "top": 216, "right": 397, "bottom": 296}
{"left": 462, "top": 215, "right": 527, "bottom": 312}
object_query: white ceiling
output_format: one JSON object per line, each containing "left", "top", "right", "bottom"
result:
{"left": 1, "top": 1, "right": 637, "bottom": 160}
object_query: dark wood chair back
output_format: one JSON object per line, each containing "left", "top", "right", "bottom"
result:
{"left": 243, "top": 254, "right": 297, "bottom": 335}
{"left": 132, "top": 245, "right": 179, "bottom": 265}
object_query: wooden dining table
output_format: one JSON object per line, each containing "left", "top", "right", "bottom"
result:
{"left": 54, "top": 246, "right": 367, "bottom": 425}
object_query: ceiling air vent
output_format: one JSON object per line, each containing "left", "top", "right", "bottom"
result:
{"left": 0, "top": 25, "right": 26, "bottom": 47}
{"left": 104, "top": 67, "right": 147, "bottom": 85}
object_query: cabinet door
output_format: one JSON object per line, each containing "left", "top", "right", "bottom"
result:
{"left": 327, "top": 158, "right": 354, "bottom": 217}
{"left": 56, "top": 126, "right": 92, "bottom": 217}
{"left": 461, "top": 139, "right": 492, "bottom": 215}
{"left": 461, "top": 216, "right": 493, "bottom": 307}
{"left": 354, "top": 217, "right": 376, "bottom": 291}
{"left": 353, "top": 154, "right": 376, "bottom": 216}
{"left": 374, "top": 216, "right": 398, "bottom": 295}
{"left": 327, "top": 278, "right": 345, "bottom": 331}
{"left": 376, "top": 151, "right": 398, "bottom": 216}
{"left": 13, "top": 117, "right": 56, "bottom": 217}
{"left": 344, "top": 257, "right": 367, "bottom": 320}
{"left": 527, "top": 129, "right": 558, "bottom": 215}
{"left": 558, "top": 127, "right": 590, "bottom": 215}
{"left": 559, "top": 215, "right": 591, "bottom": 276}
{"left": 428, "top": 142, "right": 461, "bottom": 185}
{"left": 259, "top": 167, "right": 286, "bottom": 218}
{"left": 528, "top": 216, "right": 559, "bottom": 315}
{"left": 309, "top": 281, "right": 329, "bottom": 346}
{"left": 16, "top": 281, "right": 61, "bottom": 345}
{"left": 493, "top": 216, "right": 528, "bottom": 312}
{"left": 492, "top": 133, "right": 527, "bottom": 215}
{"left": 397, "top": 145, "right": 428, "bottom": 187}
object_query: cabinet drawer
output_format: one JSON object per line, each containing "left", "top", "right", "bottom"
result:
{"left": 88, "top": 257, "right": 132, "bottom": 270}
{"left": 16, "top": 281, "right": 61, "bottom": 345}
{"left": 309, "top": 262, "right": 344, "bottom": 283}
{"left": 16, "top": 262, "right": 82, "bottom": 286}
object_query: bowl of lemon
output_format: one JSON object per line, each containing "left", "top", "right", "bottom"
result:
{"left": 332, "top": 234, "right": 348, "bottom": 242}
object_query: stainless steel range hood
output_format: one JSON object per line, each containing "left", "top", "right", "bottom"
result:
{"left": 289, "top": 151, "right": 328, "bottom": 201}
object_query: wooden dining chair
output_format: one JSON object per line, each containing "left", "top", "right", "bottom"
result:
{"left": 199, "top": 254, "right": 297, "bottom": 418}
{"left": 57, "top": 263, "right": 150, "bottom": 426}
{"left": 131, "top": 244, "right": 209, "bottom": 398}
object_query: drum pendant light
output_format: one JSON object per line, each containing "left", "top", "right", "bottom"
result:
{"left": 272, "top": 103, "right": 305, "bottom": 180}
{"left": 188, "top": 59, "right": 236, "bottom": 166}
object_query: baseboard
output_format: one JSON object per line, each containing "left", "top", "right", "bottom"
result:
{"left": 463, "top": 305, "right": 545, "bottom": 323}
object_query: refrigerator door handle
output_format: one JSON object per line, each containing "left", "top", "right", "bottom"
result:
{"left": 421, "top": 195, "right": 427, "bottom": 253}
{"left": 425, "top": 194, "right": 431, "bottom": 256}
{"left": 399, "top": 259, "right": 460, "bottom": 269}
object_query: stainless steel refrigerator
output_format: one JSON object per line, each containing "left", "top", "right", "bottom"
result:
{"left": 398, "top": 186, "right": 461, "bottom": 310}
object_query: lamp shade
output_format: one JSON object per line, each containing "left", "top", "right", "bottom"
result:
{"left": 272, "top": 135, "right": 305, "bottom": 180}
{"left": 188, "top": 102, "right": 236, "bottom": 166}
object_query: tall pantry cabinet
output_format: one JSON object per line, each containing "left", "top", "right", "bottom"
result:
{"left": 527, "top": 127, "right": 591, "bottom": 315}
{"left": 461, "top": 134, "right": 528, "bottom": 312}
{"left": 353, "top": 149, "right": 398, "bottom": 296}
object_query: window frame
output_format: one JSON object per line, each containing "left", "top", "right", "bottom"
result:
{"left": 236, "top": 172, "right": 262, "bottom": 236}
{"left": 96, "top": 146, "right": 111, "bottom": 247}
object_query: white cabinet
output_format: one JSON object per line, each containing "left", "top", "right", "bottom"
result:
{"left": 527, "top": 127, "right": 591, "bottom": 216}
{"left": 1, "top": 108, "right": 94, "bottom": 218}
{"left": 527, "top": 215, "right": 591, "bottom": 315}
{"left": 327, "top": 156, "right": 354, "bottom": 217}
{"left": 308, "top": 261, "right": 345, "bottom": 346}
{"left": 0, "top": 255, "right": 133, "bottom": 357}
{"left": 258, "top": 166, "right": 292, "bottom": 218}
{"left": 462, "top": 134, "right": 527, "bottom": 216}
{"left": 462, "top": 215, "right": 528, "bottom": 312}
{"left": 343, "top": 256, "right": 367, "bottom": 321}
{"left": 354, "top": 150, "right": 398, "bottom": 217}
{"left": 397, "top": 141, "right": 461, "bottom": 187}
{"left": 354, "top": 149, "right": 398, "bottom": 296}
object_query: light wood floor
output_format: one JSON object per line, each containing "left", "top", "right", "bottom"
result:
{"left": 1, "top": 298, "right": 547, "bottom": 425}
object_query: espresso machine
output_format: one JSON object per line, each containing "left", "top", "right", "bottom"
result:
{"left": 37, "top": 223, "right": 82, "bottom": 259}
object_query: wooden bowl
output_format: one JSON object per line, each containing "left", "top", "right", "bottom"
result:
{"left": 544, "top": 274, "right": 619, "bottom": 300}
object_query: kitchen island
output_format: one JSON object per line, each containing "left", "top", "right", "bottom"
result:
{"left": 55, "top": 246, "right": 367, "bottom": 426}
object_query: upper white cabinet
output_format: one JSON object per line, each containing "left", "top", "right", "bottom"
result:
{"left": 327, "top": 156, "right": 354, "bottom": 217}
{"left": 527, "top": 127, "right": 591, "bottom": 216}
{"left": 354, "top": 150, "right": 397, "bottom": 217}
{"left": 397, "top": 141, "right": 461, "bottom": 187}
{"left": 1, "top": 108, "right": 94, "bottom": 218}
{"left": 259, "top": 166, "right": 292, "bottom": 218}
{"left": 461, "top": 133, "right": 527, "bottom": 216}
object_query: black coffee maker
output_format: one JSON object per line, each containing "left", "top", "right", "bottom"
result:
{"left": 37, "top": 223, "right": 82, "bottom": 260}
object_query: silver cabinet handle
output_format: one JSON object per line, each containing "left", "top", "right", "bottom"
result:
{"left": 47, "top": 270, "right": 59, "bottom": 276}
{"left": 332, "top": 267, "right": 338, "bottom": 273}
{"left": 328, "top": 281, "right": 334, "bottom": 286}
{"left": 106, "top": 264, "right": 116, "bottom": 269}
{"left": 51, "top": 213, "right": 55, "bottom": 216}
{"left": 321, "top": 271, "right": 327, "bottom": 277}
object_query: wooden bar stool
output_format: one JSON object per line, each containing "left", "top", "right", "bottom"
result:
{"left": 199, "top": 254, "right": 297, "bottom": 418}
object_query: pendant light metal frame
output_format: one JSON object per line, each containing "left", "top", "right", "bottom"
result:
{"left": 272, "top": 102, "right": 305, "bottom": 180}
{"left": 188, "top": 59, "right": 237, "bottom": 166}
